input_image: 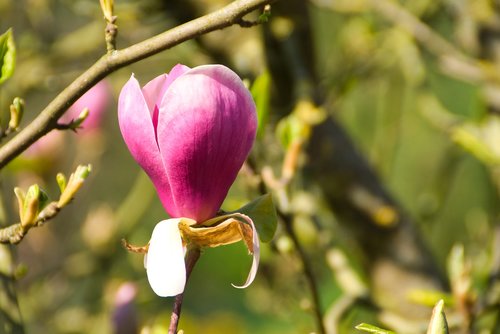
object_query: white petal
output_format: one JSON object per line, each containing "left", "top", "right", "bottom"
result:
{"left": 146, "top": 219, "right": 186, "bottom": 297}
{"left": 231, "top": 213, "right": 260, "bottom": 289}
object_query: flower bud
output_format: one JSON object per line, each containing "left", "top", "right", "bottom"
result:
{"left": 118, "top": 64, "right": 257, "bottom": 222}
{"left": 58, "top": 164, "right": 92, "bottom": 207}
{"left": 15, "top": 184, "right": 48, "bottom": 229}
{"left": 8, "top": 97, "right": 24, "bottom": 130}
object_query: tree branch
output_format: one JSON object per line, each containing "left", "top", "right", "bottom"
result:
{"left": 0, "top": 202, "right": 59, "bottom": 244}
{"left": 0, "top": 0, "right": 275, "bottom": 170}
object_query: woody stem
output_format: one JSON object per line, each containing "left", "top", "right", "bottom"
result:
{"left": 168, "top": 246, "right": 201, "bottom": 334}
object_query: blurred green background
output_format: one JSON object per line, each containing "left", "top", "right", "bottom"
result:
{"left": 0, "top": 0, "right": 499, "bottom": 333}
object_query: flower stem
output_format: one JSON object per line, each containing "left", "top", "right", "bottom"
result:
{"left": 168, "top": 247, "right": 201, "bottom": 334}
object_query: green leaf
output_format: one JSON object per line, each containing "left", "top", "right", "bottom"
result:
{"left": 426, "top": 300, "right": 449, "bottom": 334}
{"left": 276, "top": 114, "right": 307, "bottom": 148}
{"left": 231, "top": 194, "right": 277, "bottom": 242}
{"left": 451, "top": 115, "right": 500, "bottom": 166}
{"left": 355, "top": 323, "right": 396, "bottom": 334}
{"left": 251, "top": 71, "right": 271, "bottom": 138}
{"left": 0, "top": 28, "right": 16, "bottom": 85}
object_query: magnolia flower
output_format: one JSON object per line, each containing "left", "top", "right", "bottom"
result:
{"left": 118, "top": 64, "right": 258, "bottom": 297}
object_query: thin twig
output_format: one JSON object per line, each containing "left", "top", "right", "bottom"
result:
{"left": 367, "top": 0, "right": 500, "bottom": 85}
{"left": 168, "top": 247, "right": 201, "bottom": 334}
{"left": 0, "top": 202, "right": 59, "bottom": 244}
{"left": 246, "top": 157, "right": 326, "bottom": 334}
{"left": 0, "top": 186, "right": 24, "bottom": 333}
{"left": 105, "top": 19, "right": 118, "bottom": 54}
{"left": 0, "top": 0, "right": 276, "bottom": 170}
{"left": 279, "top": 210, "right": 326, "bottom": 334}
{"left": 0, "top": 164, "right": 91, "bottom": 244}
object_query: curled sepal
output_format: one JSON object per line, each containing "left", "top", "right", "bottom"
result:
{"left": 230, "top": 213, "right": 259, "bottom": 289}
{"left": 228, "top": 194, "right": 277, "bottom": 243}
{"left": 179, "top": 217, "right": 252, "bottom": 250}
{"left": 146, "top": 219, "right": 187, "bottom": 297}
{"left": 180, "top": 213, "right": 260, "bottom": 289}
{"left": 121, "top": 239, "right": 148, "bottom": 254}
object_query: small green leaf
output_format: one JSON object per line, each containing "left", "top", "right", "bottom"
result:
{"left": 257, "top": 5, "right": 271, "bottom": 23}
{"left": 231, "top": 194, "right": 277, "bottom": 242}
{"left": 451, "top": 115, "right": 500, "bottom": 166}
{"left": 0, "top": 28, "right": 16, "bottom": 85}
{"left": 426, "top": 300, "right": 449, "bottom": 334}
{"left": 74, "top": 164, "right": 92, "bottom": 180}
{"left": 71, "top": 107, "right": 90, "bottom": 130}
{"left": 56, "top": 173, "right": 67, "bottom": 193}
{"left": 276, "top": 114, "right": 307, "bottom": 148}
{"left": 251, "top": 71, "right": 271, "bottom": 138}
{"left": 355, "top": 323, "right": 396, "bottom": 334}
{"left": 38, "top": 187, "right": 50, "bottom": 211}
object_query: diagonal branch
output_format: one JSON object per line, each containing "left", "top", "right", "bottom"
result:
{"left": 0, "top": 0, "right": 276, "bottom": 170}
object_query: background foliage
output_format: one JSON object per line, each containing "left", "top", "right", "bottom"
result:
{"left": 0, "top": 0, "right": 499, "bottom": 333}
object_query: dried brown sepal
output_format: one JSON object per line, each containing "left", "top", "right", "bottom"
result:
{"left": 179, "top": 218, "right": 254, "bottom": 253}
{"left": 121, "top": 239, "right": 148, "bottom": 253}
{"left": 239, "top": 221, "right": 254, "bottom": 253}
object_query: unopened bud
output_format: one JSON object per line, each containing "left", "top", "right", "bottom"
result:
{"left": 56, "top": 173, "right": 67, "bottom": 193}
{"left": 14, "top": 187, "right": 25, "bottom": 224}
{"left": 8, "top": 97, "right": 24, "bottom": 130}
{"left": 99, "top": 0, "right": 115, "bottom": 23}
{"left": 259, "top": 5, "right": 272, "bottom": 23}
{"left": 427, "top": 300, "right": 449, "bottom": 334}
{"left": 72, "top": 108, "right": 90, "bottom": 130}
{"left": 75, "top": 164, "right": 92, "bottom": 180}
{"left": 58, "top": 164, "right": 92, "bottom": 207}
{"left": 20, "top": 185, "right": 48, "bottom": 228}
{"left": 23, "top": 185, "right": 39, "bottom": 227}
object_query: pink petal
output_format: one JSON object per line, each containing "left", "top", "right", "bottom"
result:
{"left": 142, "top": 65, "right": 190, "bottom": 132}
{"left": 157, "top": 65, "right": 257, "bottom": 222}
{"left": 142, "top": 74, "right": 168, "bottom": 116}
{"left": 118, "top": 74, "right": 175, "bottom": 215}
{"left": 143, "top": 65, "right": 191, "bottom": 113}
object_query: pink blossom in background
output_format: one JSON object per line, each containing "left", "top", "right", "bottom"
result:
{"left": 111, "top": 283, "right": 138, "bottom": 334}
{"left": 23, "top": 130, "right": 64, "bottom": 160}
{"left": 20, "top": 80, "right": 111, "bottom": 169}
{"left": 62, "top": 79, "right": 111, "bottom": 133}
{"left": 118, "top": 64, "right": 257, "bottom": 223}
